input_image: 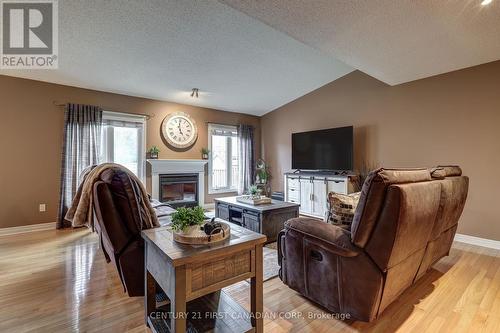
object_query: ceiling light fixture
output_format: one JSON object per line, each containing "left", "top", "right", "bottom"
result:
{"left": 190, "top": 88, "right": 199, "bottom": 98}
{"left": 481, "top": 0, "right": 492, "bottom": 5}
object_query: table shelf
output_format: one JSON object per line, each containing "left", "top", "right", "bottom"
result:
{"left": 147, "top": 290, "right": 254, "bottom": 333}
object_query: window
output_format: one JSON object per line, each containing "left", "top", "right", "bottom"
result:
{"left": 208, "top": 124, "right": 239, "bottom": 193}
{"left": 99, "top": 111, "right": 146, "bottom": 180}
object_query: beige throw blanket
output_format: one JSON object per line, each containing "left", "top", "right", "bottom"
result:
{"left": 65, "top": 163, "right": 160, "bottom": 230}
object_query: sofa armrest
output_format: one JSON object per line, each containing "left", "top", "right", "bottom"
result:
{"left": 284, "top": 217, "right": 361, "bottom": 257}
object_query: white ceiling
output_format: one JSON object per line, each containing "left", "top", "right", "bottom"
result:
{"left": 0, "top": 0, "right": 352, "bottom": 116}
{"left": 221, "top": 0, "right": 500, "bottom": 85}
{"left": 3, "top": 1, "right": 499, "bottom": 115}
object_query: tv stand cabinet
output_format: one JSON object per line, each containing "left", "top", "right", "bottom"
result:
{"left": 284, "top": 172, "right": 357, "bottom": 220}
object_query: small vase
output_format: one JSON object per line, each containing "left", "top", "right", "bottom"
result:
{"left": 202, "top": 153, "right": 208, "bottom": 160}
{"left": 150, "top": 152, "right": 158, "bottom": 159}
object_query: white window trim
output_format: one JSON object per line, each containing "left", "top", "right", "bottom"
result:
{"left": 102, "top": 111, "right": 147, "bottom": 182}
{"left": 208, "top": 123, "right": 238, "bottom": 194}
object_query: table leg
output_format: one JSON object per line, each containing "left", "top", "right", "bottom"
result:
{"left": 145, "top": 270, "right": 156, "bottom": 325}
{"left": 251, "top": 244, "right": 264, "bottom": 333}
{"left": 171, "top": 266, "right": 187, "bottom": 333}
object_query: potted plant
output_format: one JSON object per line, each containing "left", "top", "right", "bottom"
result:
{"left": 171, "top": 206, "right": 206, "bottom": 234}
{"left": 248, "top": 184, "right": 262, "bottom": 199}
{"left": 201, "top": 147, "right": 210, "bottom": 160}
{"left": 149, "top": 146, "right": 160, "bottom": 159}
{"left": 256, "top": 169, "right": 268, "bottom": 184}
{"left": 255, "top": 159, "right": 270, "bottom": 185}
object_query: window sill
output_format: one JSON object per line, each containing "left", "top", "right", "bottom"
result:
{"left": 208, "top": 188, "right": 238, "bottom": 195}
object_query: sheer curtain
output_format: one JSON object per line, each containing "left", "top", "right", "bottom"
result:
{"left": 57, "top": 104, "right": 102, "bottom": 229}
{"left": 238, "top": 124, "right": 255, "bottom": 195}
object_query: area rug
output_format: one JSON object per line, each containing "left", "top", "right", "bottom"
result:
{"left": 262, "top": 244, "right": 280, "bottom": 281}
{"left": 244, "top": 243, "right": 280, "bottom": 283}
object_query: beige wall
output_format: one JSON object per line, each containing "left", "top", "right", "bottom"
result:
{"left": 262, "top": 61, "right": 500, "bottom": 241}
{"left": 0, "top": 75, "right": 260, "bottom": 228}
{"left": 2, "top": 61, "right": 499, "bottom": 239}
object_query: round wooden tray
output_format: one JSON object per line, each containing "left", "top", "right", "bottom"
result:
{"left": 173, "top": 221, "right": 231, "bottom": 245}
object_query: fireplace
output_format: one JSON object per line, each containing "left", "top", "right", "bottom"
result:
{"left": 159, "top": 173, "right": 198, "bottom": 208}
{"left": 148, "top": 159, "right": 207, "bottom": 207}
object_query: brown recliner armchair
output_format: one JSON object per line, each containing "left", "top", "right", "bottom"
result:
{"left": 93, "top": 168, "right": 171, "bottom": 296}
{"left": 277, "top": 167, "right": 468, "bottom": 321}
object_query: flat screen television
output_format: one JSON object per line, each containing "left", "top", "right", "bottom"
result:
{"left": 292, "top": 126, "right": 353, "bottom": 171}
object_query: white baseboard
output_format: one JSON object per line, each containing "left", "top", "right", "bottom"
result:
{"left": 454, "top": 233, "right": 500, "bottom": 250}
{"left": 0, "top": 222, "right": 56, "bottom": 237}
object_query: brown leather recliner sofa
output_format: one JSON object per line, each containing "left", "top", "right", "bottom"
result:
{"left": 277, "top": 167, "right": 468, "bottom": 321}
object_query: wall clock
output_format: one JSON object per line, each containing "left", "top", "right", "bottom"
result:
{"left": 161, "top": 112, "right": 198, "bottom": 149}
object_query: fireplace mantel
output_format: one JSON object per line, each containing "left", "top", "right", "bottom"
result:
{"left": 147, "top": 159, "right": 208, "bottom": 206}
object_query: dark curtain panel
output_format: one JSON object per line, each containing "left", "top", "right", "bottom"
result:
{"left": 57, "top": 104, "right": 102, "bottom": 228}
{"left": 238, "top": 124, "right": 255, "bottom": 195}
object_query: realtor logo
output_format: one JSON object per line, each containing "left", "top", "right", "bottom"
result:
{"left": 1, "top": 0, "right": 58, "bottom": 68}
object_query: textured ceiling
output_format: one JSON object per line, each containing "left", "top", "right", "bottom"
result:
{"left": 0, "top": 0, "right": 352, "bottom": 115}
{"left": 220, "top": 0, "right": 500, "bottom": 85}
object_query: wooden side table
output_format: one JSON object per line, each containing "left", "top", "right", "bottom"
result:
{"left": 142, "top": 222, "right": 267, "bottom": 333}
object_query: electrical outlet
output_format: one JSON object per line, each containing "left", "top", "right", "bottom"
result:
{"left": 39, "top": 204, "right": 46, "bottom": 212}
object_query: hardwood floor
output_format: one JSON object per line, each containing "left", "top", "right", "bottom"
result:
{"left": 0, "top": 228, "right": 499, "bottom": 333}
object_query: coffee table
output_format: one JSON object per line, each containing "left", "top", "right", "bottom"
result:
{"left": 214, "top": 196, "right": 299, "bottom": 243}
{"left": 142, "top": 222, "right": 267, "bottom": 333}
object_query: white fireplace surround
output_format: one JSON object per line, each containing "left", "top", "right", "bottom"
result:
{"left": 147, "top": 159, "right": 208, "bottom": 206}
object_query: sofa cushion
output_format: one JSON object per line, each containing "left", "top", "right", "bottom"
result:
{"left": 351, "top": 168, "right": 432, "bottom": 248}
{"left": 437, "top": 165, "right": 462, "bottom": 177}
{"left": 327, "top": 192, "right": 361, "bottom": 226}
{"left": 430, "top": 167, "right": 446, "bottom": 179}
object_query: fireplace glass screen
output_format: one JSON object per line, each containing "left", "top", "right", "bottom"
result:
{"left": 159, "top": 174, "right": 198, "bottom": 208}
